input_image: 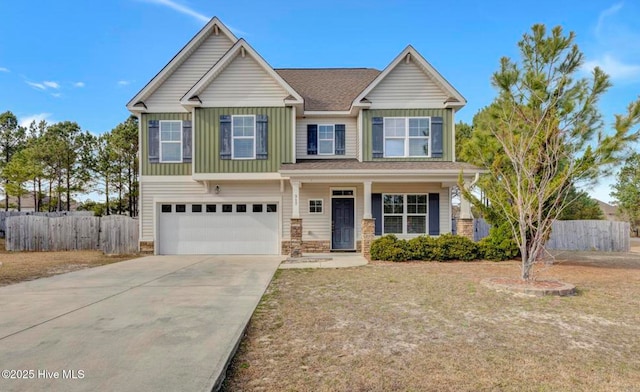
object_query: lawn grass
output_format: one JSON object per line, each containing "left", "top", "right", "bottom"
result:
{"left": 222, "top": 254, "right": 640, "bottom": 391}
{"left": 0, "top": 238, "right": 138, "bottom": 286}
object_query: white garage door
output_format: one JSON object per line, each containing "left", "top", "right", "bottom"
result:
{"left": 158, "top": 202, "right": 279, "bottom": 255}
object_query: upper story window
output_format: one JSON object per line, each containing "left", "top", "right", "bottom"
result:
{"left": 232, "top": 115, "right": 256, "bottom": 159}
{"left": 384, "top": 117, "right": 430, "bottom": 158}
{"left": 318, "top": 125, "right": 335, "bottom": 155}
{"left": 160, "top": 121, "right": 182, "bottom": 162}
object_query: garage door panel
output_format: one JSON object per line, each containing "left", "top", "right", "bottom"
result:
{"left": 158, "top": 203, "right": 278, "bottom": 255}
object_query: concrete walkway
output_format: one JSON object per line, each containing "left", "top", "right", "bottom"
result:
{"left": 0, "top": 255, "right": 281, "bottom": 392}
{"left": 279, "top": 253, "right": 368, "bottom": 269}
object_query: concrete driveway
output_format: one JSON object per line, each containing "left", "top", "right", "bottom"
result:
{"left": 0, "top": 255, "right": 281, "bottom": 392}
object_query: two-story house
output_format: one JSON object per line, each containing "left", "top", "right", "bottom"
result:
{"left": 127, "top": 17, "right": 481, "bottom": 257}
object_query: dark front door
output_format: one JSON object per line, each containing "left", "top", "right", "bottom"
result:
{"left": 332, "top": 198, "right": 355, "bottom": 250}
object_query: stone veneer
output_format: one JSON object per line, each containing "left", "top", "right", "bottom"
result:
{"left": 290, "top": 218, "right": 303, "bottom": 257}
{"left": 139, "top": 241, "right": 154, "bottom": 254}
{"left": 456, "top": 218, "right": 474, "bottom": 241}
{"left": 361, "top": 218, "right": 375, "bottom": 260}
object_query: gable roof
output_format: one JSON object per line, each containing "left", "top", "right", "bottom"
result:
{"left": 180, "top": 39, "right": 303, "bottom": 106}
{"left": 353, "top": 45, "right": 466, "bottom": 110}
{"left": 126, "top": 17, "right": 238, "bottom": 111}
{"left": 275, "top": 68, "right": 380, "bottom": 111}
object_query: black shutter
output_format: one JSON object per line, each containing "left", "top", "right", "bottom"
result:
{"left": 256, "top": 114, "right": 268, "bottom": 160}
{"left": 372, "top": 193, "right": 382, "bottom": 235}
{"left": 372, "top": 117, "right": 384, "bottom": 158}
{"left": 429, "top": 193, "right": 440, "bottom": 235}
{"left": 220, "top": 115, "right": 231, "bottom": 160}
{"left": 335, "top": 124, "right": 345, "bottom": 155}
{"left": 148, "top": 120, "right": 159, "bottom": 163}
{"left": 182, "top": 120, "right": 192, "bottom": 163}
{"left": 431, "top": 117, "right": 443, "bottom": 158}
{"left": 307, "top": 124, "right": 317, "bottom": 155}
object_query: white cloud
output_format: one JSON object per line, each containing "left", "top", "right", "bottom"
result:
{"left": 43, "top": 81, "right": 60, "bottom": 89}
{"left": 595, "top": 2, "right": 623, "bottom": 36}
{"left": 117, "top": 80, "right": 131, "bottom": 87}
{"left": 583, "top": 54, "right": 640, "bottom": 81}
{"left": 0, "top": 67, "right": 9, "bottom": 73}
{"left": 139, "top": 0, "right": 209, "bottom": 23}
{"left": 73, "top": 81, "right": 85, "bottom": 88}
{"left": 26, "top": 81, "right": 46, "bottom": 90}
{"left": 51, "top": 93, "right": 63, "bottom": 98}
{"left": 19, "top": 113, "right": 53, "bottom": 128}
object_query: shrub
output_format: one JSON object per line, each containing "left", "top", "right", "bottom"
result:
{"left": 436, "top": 233, "right": 479, "bottom": 261}
{"left": 478, "top": 223, "right": 520, "bottom": 261}
{"left": 370, "top": 235, "right": 411, "bottom": 262}
{"left": 407, "top": 236, "right": 438, "bottom": 260}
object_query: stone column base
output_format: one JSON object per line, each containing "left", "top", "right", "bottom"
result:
{"left": 361, "top": 218, "right": 375, "bottom": 260}
{"left": 290, "top": 218, "right": 303, "bottom": 257}
{"left": 457, "top": 218, "right": 474, "bottom": 241}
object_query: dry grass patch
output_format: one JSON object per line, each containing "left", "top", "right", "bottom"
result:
{"left": 223, "top": 255, "right": 640, "bottom": 392}
{"left": 0, "top": 238, "right": 137, "bottom": 286}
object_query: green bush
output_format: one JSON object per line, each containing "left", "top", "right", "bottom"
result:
{"left": 436, "top": 233, "right": 479, "bottom": 261}
{"left": 370, "top": 235, "right": 411, "bottom": 262}
{"left": 478, "top": 223, "right": 520, "bottom": 261}
{"left": 371, "top": 234, "right": 480, "bottom": 262}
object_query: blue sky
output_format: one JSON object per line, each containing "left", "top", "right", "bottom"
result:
{"left": 1, "top": 0, "right": 638, "bottom": 203}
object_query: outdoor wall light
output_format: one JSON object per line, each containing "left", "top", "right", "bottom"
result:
{"left": 215, "top": 185, "right": 221, "bottom": 194}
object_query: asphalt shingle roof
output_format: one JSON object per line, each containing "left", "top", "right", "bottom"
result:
{"left": 275, "top": 68, "right": 381, "bottom": 111}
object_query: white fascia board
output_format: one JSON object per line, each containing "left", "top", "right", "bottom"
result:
{"left": 352, "top": 45, "right": 467, "bottom": 108}
{"left": 127, "top": 17, "right": 238, "bottom": 111}
{"left": 192, "top": 172, "right": 283, "bottom": 181}
{"left": 141, "top": 175, "right": 195, "bottom": 183}
{"left": 180, "top": 39, "right": 304, "bottom": 105}
{"left": 279, "top": 169, "right": 484, "bottom": 176}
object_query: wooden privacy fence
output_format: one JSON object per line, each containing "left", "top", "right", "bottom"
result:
{"left": 5, "top": 215, "right": 138, "bottom": 255}
{"left": 0, "top": 211, "right": 93, "bottom": 238}
{"left": 473, "top": 219, "right": 630, "bottom": 252}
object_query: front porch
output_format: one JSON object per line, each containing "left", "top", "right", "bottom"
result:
{"left": 280, "top": 160, "right": 482, "bottom": 259}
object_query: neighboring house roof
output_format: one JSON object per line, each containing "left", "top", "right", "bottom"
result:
{"left": 275, "top": 68, "right": 381, "bottom": 111}
{"left": 127, "top": 17, "right": 238, "bottom": 111}
{"left": 596, "top": 199, "right": 620, "bottom": 221}
{"left": 281, "top": 159, "right": 482, "bottom": 172}
{"left": 353, "top": 45, "right": 466, "bottom": 110}
{"left": 0, "top": 193, "right": 79, "bottom": 211}
{"left": 180, "top": 39, "right": 304, "bottom": 107}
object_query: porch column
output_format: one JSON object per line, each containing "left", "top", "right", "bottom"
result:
{"left": 363, "top": 181, "right": 372, "bottom": 219}
{"left": 291, "top": 181, "right": 300, "bottom": 219}
{"left": 290, "top": 180, "right": 302, "bottom": 257}
{"left": 457, "top": 181, "right": 474, "bottom": 240}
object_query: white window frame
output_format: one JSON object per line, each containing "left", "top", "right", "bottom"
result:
{"left": 383, "top": 117, "right": 431, "bottom": 158}
{"left": 159, "top": 120, "right": 182, "bottom": 163}
{"left": 382, "top": 193, "right": 428, "bottom": 235}
{"left": 317, "top": 124, "right": 335, "bottom": 155}
{"left": 309, "top": 199, "right": 323, "bottom": 214}
{"left": 231, "top": 115, "right": 256, "bottom": 160}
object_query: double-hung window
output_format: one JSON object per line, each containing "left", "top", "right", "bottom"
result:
{"left": 159, "top": 121, "right": 182, "bottom": 162}
{"left": 384, "top": 117, "right": 430, "bottom": 157}
{"left": 232, "top": 115, "right": 256, "bottom": 159}
{"left": 318, "top": 125, "right": 335, "bottom": 155}
{"left": 383, "top": 194, "right": 428, "bottom": 234}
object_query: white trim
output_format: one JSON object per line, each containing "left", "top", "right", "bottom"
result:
{"left": 192, "top": 173, "right": 283, "bottom": 181}
{"left": 308, "top": 199, "right": 324, "bottom": 214}
{"left": 352, "top": 45, "right": 466, "bottom": 111}
{"left": 127, "top": 17, "right": 238, "bottom": 112}
{"left": 317, "top": 124, "right": 335, "bottom": 155}
{"left": 159, "top": 120, "right": 183, "bottom": 163}
{"left": 383, "top": 117, "right": 431, "bottom": 158}
{"left": 381, "top": 193, "right": 429, "bottom": 235}
{"left": 330, "top": 187, "right": 357, "bottom": 251}
{"left": 141, "top": 175, "right": 195, "bottom": 183}
{"left": 303, "top": 110, "right": 355, "bottom": 117}
{"left": 231, "top": 115, "right": 256, "bottom": 160}
{"left": 191, "top": 107, "right": 196, "bottom": 175}
{"left": 180, "top": 39, "right": 303, "bottom": 106}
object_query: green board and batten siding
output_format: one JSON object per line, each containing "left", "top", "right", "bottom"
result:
{"left": 194, "top": 107, "right": 292, "bottom": 173}
{"left": 141, "top": 113, "right": 192, "bottom": 176}
{"left": 362, "top": 108, "right": 453, "bottom": 161}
